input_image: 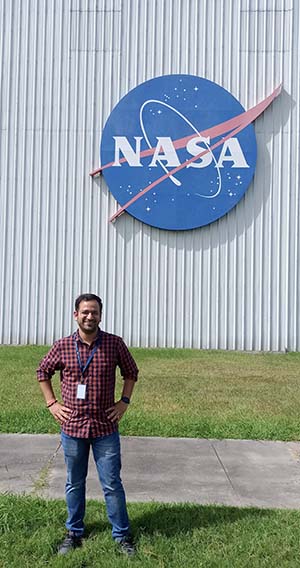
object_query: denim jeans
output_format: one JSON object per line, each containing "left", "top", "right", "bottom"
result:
{"left": 60, "top": 431, "right": 130, "bottom": 541}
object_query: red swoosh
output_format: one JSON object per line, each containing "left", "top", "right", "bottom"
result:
{"left": 90, "top": 85, "right": 282, "bottom": 222}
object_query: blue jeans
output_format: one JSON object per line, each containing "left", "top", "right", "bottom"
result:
{"left": 60, "top": 431, "right": 130, "bottom": 541}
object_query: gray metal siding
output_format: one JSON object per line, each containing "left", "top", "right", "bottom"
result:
{"left": 0, "top": 0, "right": 298, "bottom": 350}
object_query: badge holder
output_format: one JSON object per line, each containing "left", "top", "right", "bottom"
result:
{"left": 76, "top": 383, "right": 86, "bottom": 399}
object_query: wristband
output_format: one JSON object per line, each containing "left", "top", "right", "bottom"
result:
{"left": 121, "top": 396, "right": 130, "bottom": 405}
{"left": 47, "top": 399, "right": 57, "bottom": 408}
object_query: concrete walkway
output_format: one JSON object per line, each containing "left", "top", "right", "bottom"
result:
{"left": 1, "top": 434, "right": 300, "bottom": 509}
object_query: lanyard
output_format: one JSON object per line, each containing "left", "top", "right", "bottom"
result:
{"left": 74, "top": 333, "right": 102, "bottom": 380}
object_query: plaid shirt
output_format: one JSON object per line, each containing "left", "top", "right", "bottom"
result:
{"left": 37, "top": 329, "right": 138, "bottom": 438}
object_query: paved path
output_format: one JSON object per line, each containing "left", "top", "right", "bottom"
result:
{"left": 1, "top": 434, "right": 300, "bottom": 509}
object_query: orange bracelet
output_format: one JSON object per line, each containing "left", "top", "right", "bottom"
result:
{"left": 47, "top": 399, "right": 57, "bottom": 408}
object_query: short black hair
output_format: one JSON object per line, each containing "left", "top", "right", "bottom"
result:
{"left": 75, "top": 293, "right": 103, "bottom": 313}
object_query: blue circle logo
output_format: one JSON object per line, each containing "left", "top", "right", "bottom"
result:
{"left": 100, "top": 75, "right": 257, "bottom": 230}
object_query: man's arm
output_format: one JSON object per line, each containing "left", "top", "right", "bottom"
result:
{"left": 106, "top": 338, "right": 138, "bottom": 423}
{"left": 106, "top": 378, "right": 136, "bottom": 423}
{"left": 121, "top": 378, "right": 136, "bottom": 401}
{"left": 38, "top": 379, "right": 72, "bottom": 424}
{"left": 37, "top": 342, "right": 72, "bottom": 425}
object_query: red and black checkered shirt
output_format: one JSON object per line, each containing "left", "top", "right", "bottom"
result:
{"left": 37, "top": 329, "right": 138, "bottom": 438}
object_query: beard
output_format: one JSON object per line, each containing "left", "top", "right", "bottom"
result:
{"left": 78, "top": 320, "right": 99, "bottom": 334}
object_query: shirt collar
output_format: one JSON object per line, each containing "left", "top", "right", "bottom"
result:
{"left": 74, "top": 327, "right": 101, "bottom": 347}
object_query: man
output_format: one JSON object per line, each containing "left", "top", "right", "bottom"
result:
{"left": 37, "top": 293, "right": 138, "bottom": 557}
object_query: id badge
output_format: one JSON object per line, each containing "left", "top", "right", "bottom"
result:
{"left": 77, "top": 384, "right": 86, "bottom": 399}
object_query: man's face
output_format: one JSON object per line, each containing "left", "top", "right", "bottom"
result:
{"left": 74, "top": 300, "right": 102, "bottom": 334}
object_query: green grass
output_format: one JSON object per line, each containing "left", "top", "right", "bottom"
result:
{"left": 1, "top": 346, "right": 300, "bottom": 440}
{"left": 1, "top": 348, "right": 300, "bottom": 566}
{"left": 1, "top": 494, "right": 300, "bottom": 567}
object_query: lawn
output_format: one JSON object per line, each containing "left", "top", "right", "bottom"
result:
{"left": 1, "top": 346, "right": 300, "bottom": 566}
{"left": 1, "top": 495, "right": 300, "bottom": 567}
{"left": 0, "top": 346, "right": 300, "bottom": 440}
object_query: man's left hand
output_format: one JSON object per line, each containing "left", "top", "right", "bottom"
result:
{"left": 106, "top": 400, "right": 128, "bottom": 422}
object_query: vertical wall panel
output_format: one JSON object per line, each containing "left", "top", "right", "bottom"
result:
{"left": 0, "top": 0, "right": 298, "bottom": 350}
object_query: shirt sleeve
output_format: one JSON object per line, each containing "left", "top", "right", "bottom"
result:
{"left": 36, "top": 341, "right": 64, "bottom": 382}
{"left": 116, "top": 337, "right": 139, "bottom": 381}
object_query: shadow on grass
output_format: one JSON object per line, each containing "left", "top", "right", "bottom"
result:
{"left": 84, "top": 502, "right": 273, "bottom": 540}
{"left": 142, "top": 504, "right": 274, "bottom": 537}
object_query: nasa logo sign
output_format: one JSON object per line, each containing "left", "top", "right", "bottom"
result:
{"left": 97, "top": 75, "right": 280, "bottom": 231}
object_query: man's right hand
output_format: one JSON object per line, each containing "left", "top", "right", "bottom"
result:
{"left": 49, "top": 402, "right": 72, "bottom": 424}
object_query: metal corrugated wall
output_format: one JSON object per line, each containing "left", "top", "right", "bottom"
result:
{"left": 0, "top": 0, "right": 298, "bottom": 349}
